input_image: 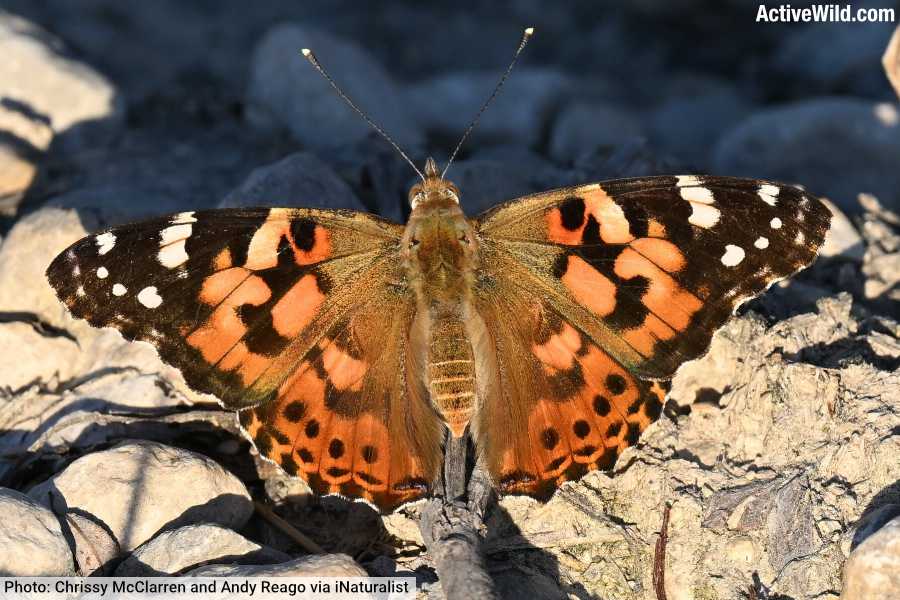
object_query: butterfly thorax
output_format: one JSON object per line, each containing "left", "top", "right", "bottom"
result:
{"left": 402, "top": 164, "right": 480, "bottom": 437}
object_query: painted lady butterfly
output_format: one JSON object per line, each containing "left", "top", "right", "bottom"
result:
{"left": 45, "top": 32, "right": 831, "bottom": 512}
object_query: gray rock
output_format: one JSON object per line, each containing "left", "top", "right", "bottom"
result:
{"left": 851, "top": 504, "right": 900, "bottom": 550}
{"left": 185, "top": 554, "right": 366, "bottom": 577}
{"left": 28, "top": 440, "right": 253, "bottom": 551}
{"left": 773, "top": 20, "right": 896, "bottom": 97}
{"left": 715, "top": 99, "right": 900, "bottom": 214}
{"left": 0, "top": 487, "right": 75, "bottom": 575}
{"left": 408, "top": 68, "right": 571, "bottom": 148}
{"left": 648, "top": 75, "right": 753, "bottom": 168}
{"left": 842, "top": 516, "right": 900, "bottom": 599}
{"left": 549, "top": 102, "right": 643, "bottom": 162}
{"left": 247, "top": 24, "right": 421, "bottom": 152}
{"left": 0, "top": 11, "right": 122, "bottom": 208}
{"left": 220, "top": 152, "right": 364, "bottom": 211}
{"left": 440, "top": 159, "right": 539, "bottom": 215}
{"left": 116, "top": 523, "right": 289, "bottom": 576}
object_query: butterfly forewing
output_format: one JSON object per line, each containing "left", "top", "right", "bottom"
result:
{"left": 477, "top": 176, "right": 832, "bottom": 379}
{"left": 46, "top": 207, "right": 444, "bottom": 509}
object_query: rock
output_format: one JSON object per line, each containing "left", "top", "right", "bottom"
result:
{"left": 884, "top": 25, "right": 900, "bottom": 99}
{"left": 849, "top": 504, "right": 900, "bottom": 552}
{"left": 0, "top": 10, "right": 122, "bottom": 210}
{"left": 63, "top": 511, "right": 119, "bottom": 576}
{"left": 116, "top": 523, "right": 289, "bottom": 576}
{"left": 0, "top": 487, "right": 75, "bottom": 575}
{"left": 842, "top": 516, "right": 900, "bottom": 599}
{"left": 648, "top": 75, "right": 753, "bottom": 169}
{"left": 219, "top": 152, "right": 364, "bottom": 211}
{"left": 28, "top": 440, "right": 252, "bottom": 551}
{"left": 549, "top": 101, "right": 643, "bottom": 162}
{"left": 820, "top": 198, "right": 865, "bottom": 261}
{"left": 408, "top": 68, "right": 571, "bottom": 148}
{"left": 772, "top": 21, "right": 896, "bottom": 97}
{"left": 438, "top": 159, "right": 540, "bottom": 215}
{"left": 247, "top": 24, "right": 421, "bottom": 152}
{"left": 859, "top": 194, "right": 900, "bottom": 305}
{"left": 185, "top": 554, "right": 366, "bottom": 577}
{"left": 714, "top": 99, "right": 900, "bottom": 214}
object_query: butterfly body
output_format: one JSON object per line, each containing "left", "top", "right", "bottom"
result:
{"left": 47, "top": 168, "right": 831, "bottom": 510}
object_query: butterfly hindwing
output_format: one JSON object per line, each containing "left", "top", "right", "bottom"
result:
{"left": 472, "top": 175, "right": 829, "bottom": 498}
{"left": 477, "top": 176, "right": 832, "bottom": 379}
{"left": 47, "top": 207, "right": 444, "bottom": 509}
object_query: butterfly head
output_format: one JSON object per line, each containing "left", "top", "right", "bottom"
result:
{"left": 408, "top": 157, "right": 460, "bottom": 210}
{"left": 403, "top": 158, "right": 477, "bottom": 299}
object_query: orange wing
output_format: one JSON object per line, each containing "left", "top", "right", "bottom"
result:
{"left": 47, "top": 207, "right": 444, "bottom": 510}
{"left": 471, "top": 283, "right": 667, "bottom": 498}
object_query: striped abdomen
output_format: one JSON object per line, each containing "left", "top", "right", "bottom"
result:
{"left": 427, "top": 312, "right": 476, "bottom": 437}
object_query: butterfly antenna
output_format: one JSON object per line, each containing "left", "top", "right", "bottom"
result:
{"left": 441, "top": 26, "right": 535, "bottom": 179}
{"left": 301, "top": 48, "right": 426, "bottom": 182}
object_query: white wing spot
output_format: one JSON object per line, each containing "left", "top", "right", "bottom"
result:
{"left": 795, "top": 230, "right": 805, "bottom": 245}
{"left": 112, "top": 283, "right": 127, "bottom": 296}
{"left": 96, "top": 266, "right": 109, "bottom": 279}
{"left": 754, "top": 236, "right": 769, "bottom": 249}
{"left": 76, "top": 285, "right": 85, "bottom": 297}
{"left": 172, "top": 211, "right": 198, "bottom": 224}
{"left": 95, "top": 232, "right": 116, "bottom": 255}
{"left": 137, "top": 286, "right": 163, "bottom": 308}
{"left": 158, "top": 241, "right": 189, "bottom": 269}
{"left": 721, "top": 244, "right": 745, "bottom": 267}
{"left": 158, "top": 223, "right": 192, "bottom": 269}
{"left": 770, "top": 217, "right": 783, "bottom": 229}
{"left": 676, "top": 175, "right": 702, "bottom": 187}
{"left": 72, "top": 264, "right": 81, "bottom": 277}
{"left": 688, "top": 203, "right": 721, "bottom": 228}
{"left": 680, "top": 186, "right": 715, "bottom": 204}
{"left": 758, "top": 184, "right": 779, "bottom": 206}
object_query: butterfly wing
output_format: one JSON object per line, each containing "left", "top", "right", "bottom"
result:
{"left": 47, "top": 207, "right": 443, "bottom": 509}
{"left": 471, "top": 176, "right": 830, "bottom": 497}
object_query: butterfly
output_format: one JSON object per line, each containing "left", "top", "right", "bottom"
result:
{"left": 45, "top": 27, "right": 831, "bottom": 511}
{"left": 46, "top": 156, "right": 831, "bottom": 510}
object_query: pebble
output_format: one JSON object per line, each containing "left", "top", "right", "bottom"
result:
{"left": 0, "top": 487, "right": 75, "bottom": 575}
{"left": 220, "top": 152, "right": 364, "bottom": 210}
{"left": 715, "top": 99, "right": 900, "bottom": 214}
{"left": 185, "top": 554, "right": 366, "bottom": 577}
{"left": 64, "top": 511, "right": 120, "bottom": 576}
{"left": 116, "top": 523, "right": 290, "bottom": 576}
{"left": 842, "top": 516, "right": 900, "bottom": 599}
{"left": 246, "top": 24, "right": 421, "bottom": 152}
{"left": 0, "top": 11, "right": 122, "bottom": 211}
{"left": 820, "top": 198, "right": 865, "bottom": 261}
{"left": 28, "top": 440, "right": 253, "bottom": 551}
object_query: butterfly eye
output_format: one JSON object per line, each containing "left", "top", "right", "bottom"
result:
{"left": 409, "top": 237, "right": 420, "bottom": 248}
{"left": 458, "top": 234, "right": 469, "bottom": 245}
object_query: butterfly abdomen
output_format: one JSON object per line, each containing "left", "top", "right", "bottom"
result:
{"left": 427, "top": 311, "right": 476, "bottom": 438}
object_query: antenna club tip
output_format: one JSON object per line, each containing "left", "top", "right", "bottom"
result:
{"left": 524, "top": 27, "right": 535, "bottom": 36}
{"left": 300, "top": 48, "right": 312, "bottom": 57}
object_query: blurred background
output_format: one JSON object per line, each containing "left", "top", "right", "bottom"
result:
{"left": 2, "top": 0, "right": 899, "bottom": 229}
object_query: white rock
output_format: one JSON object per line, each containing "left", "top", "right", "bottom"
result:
{"left": 64, "top": 512, "right": 119, "bottom": 576}
{"left": 885, "top": 25, "right": 900, "bottom": 100}
{"left": 186, "top": 554, "right": 366, "bottom": 577}
{"left": 0, "top": 11, "right": 122, "bottom": 206}
{"left": 842, "top": 516, "right": 900, "bottom": 599}
{"left": 247, "top": 24, "right": 420, "bottom": 152}
{"left": 0, "top": 487, "right": 75, "bottom": 575}
{"left": 820, "top": 198, "right": 864, "bottom": 261}
{"left": 28, "top": 440, "right": 252, "bottom": 551}
{"left": 116, "top": 524, "right": 290, "bottom": 576}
